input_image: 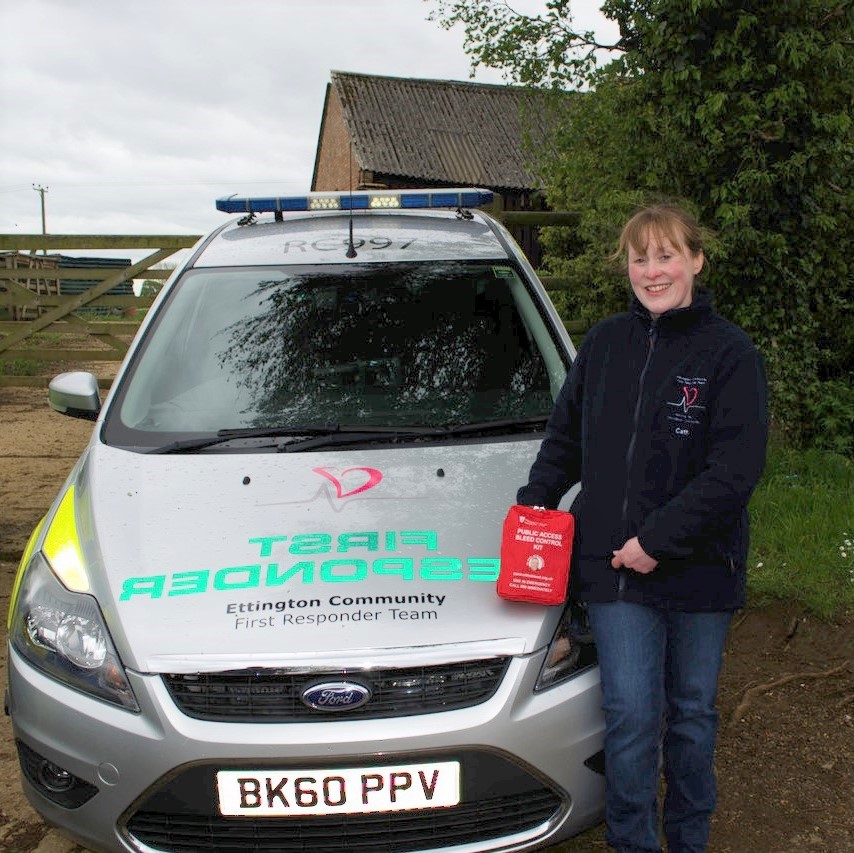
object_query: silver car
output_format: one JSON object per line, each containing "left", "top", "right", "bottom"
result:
{"left": 6, "top": 188, "right": 604, "bottom": 852}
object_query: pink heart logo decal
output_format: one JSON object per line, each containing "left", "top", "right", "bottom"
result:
{"left": 313, "top": 467, "right": 383, "bottom": 498}
{"left": 683, "top": 386, "right": 699, "bottom": 406}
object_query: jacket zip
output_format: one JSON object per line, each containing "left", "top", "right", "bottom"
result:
{"left": 618, "top": 320, "right": 658, "bottom": 597}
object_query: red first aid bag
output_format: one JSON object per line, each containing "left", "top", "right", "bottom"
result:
{"left": 497, "top": 505, "right": 574, "bottom": 605}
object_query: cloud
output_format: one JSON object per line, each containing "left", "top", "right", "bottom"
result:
{"left": 0, "top": 0, "right": 615, "bottom": 237}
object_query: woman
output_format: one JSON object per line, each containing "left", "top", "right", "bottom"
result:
{"left": 517, "top": 204, "right": 768, "bottom": 852}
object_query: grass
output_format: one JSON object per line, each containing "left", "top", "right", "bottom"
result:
{"left": 747, "top": 441, "right": 853, "bottom": 620}
{"left": 0, "top": 357, "right": 42, "bottom": 376}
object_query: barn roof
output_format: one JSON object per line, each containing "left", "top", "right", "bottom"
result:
{"left": 323, "top": 71, "right": 572, "bottom": 192}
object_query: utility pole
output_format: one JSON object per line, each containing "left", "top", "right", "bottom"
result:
{"left": 32, "top": 183, "right": 48, "bottom": 254}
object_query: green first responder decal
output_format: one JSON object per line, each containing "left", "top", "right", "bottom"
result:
{"left": 119, "top": 529, "right": 500, "bottom": 601}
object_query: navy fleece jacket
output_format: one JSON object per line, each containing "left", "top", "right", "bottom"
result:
{"left": 517, "top": 290, "right": 769, "bottom": 611}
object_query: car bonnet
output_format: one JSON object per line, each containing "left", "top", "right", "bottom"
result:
{"left": 72, "top": 440, "right": 566, "bottom": 674}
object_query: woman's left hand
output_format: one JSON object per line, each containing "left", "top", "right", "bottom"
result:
{"left": 611, "top": 537, "right": 659, "bottom": 574}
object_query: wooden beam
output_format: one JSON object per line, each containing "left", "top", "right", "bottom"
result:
{"left": 0, "top": 234, "right": 201, "bottom": 251}
{"left": 1, "top": 267, "right": 173, "bottom": 281}
{"left": 0, "top": 375, "right": 50, "bottom": 388}
{"left": 1, "top": 348, "right": 125, "bottom": 361}
{"left": 0, "top": 375, "right": 114, "bottom": 389}
{"left": 61, "top": 313, "right": 127, "bottom": 354}
{"left": 0, "top": 294, "right": 155, "bottom": 309}
{"left": 0, "top": 321, "right": 141, "bottom": 335}
{"left": 0, "top": 281, "right": 40, "bottom": 304}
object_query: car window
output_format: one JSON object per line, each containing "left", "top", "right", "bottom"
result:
{"left": 106, "top": 261, "right": 567, "bottom": 443}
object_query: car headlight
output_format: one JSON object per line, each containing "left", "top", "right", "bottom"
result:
{"left": 10, "top": 552, "right": 139, "bottom": 712}
{"left": 535, "top": 602, "right": 598, "bottom": 692}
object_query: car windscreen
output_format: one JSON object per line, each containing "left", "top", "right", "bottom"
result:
{"left": 103, "top": 261, "right": 569, "bottom": 448}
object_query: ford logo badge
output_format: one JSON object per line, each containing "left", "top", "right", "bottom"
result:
{"left": 301, "top": 681, "right": 371, "bottom": 711}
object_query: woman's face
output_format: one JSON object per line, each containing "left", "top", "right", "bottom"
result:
{"left": 627, "top": 231, "right": 704, "bottom": 317}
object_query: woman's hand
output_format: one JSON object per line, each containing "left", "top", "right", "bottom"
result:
{"left": 611, "top": 537, "right": 658, "bottom": 574}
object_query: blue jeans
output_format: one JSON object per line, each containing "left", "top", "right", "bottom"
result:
{"left": 587, "top": 601, "right": 732, "bottom": 853}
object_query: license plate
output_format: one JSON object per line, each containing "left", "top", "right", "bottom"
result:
{"left": 217, "top": 761, "right": 461, "bottom": 816}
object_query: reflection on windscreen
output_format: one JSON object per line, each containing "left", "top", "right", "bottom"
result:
{"left": 112, "top": 262, "right": 566, "bottom": 438}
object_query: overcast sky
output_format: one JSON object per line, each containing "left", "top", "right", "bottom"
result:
{"left": 0, "top": 0, "right": 617, "bottom": 241}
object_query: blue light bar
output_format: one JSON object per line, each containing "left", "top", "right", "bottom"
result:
{"left": 216, "top": 188, "right": 494, "bottom": 214}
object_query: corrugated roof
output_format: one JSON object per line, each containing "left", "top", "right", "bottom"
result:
{"left": 57, "top": 255, "right": 133, "bottom": 295}
{"left": 330, "top": 71, "right": 571, "bottom": 191}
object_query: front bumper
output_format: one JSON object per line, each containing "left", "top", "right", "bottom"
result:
{"left": 7, "top": 643, "right": 604, "bottom": 853}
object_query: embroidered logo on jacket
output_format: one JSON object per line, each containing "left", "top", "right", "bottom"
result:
{"left": 667, "top": 376, "right": 707, "bottom": 436}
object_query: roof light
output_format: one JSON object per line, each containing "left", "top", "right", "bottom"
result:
{"left": 369, "top": 195, "right": 401, "bottom": 209}
{"left": 216, "top": 188, "right": 494, "bottom": 215}
{"left": 308, "top": 195, "right": 341, "bottom": 210}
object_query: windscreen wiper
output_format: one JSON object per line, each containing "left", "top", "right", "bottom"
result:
{"left": 148, "top": 426, "right": 334, "bottom": 454}
{"left": 147, "top": 424, "right": 442, "bottom": 455}
{"left": 438, "top": 415, "right": 548, "bottom": 437}
{"left": 278, "top": 427, "right": 444, "bottom": 453}
{"left": 278, "top": 416, "right": 549, "bottom": 453}
{"left": 147, "top": 416, "right": 548, "bottom": 454}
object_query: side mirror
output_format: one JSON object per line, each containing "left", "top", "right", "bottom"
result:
{"left": 48, "top": 372, "right": 102, "bottom": 421}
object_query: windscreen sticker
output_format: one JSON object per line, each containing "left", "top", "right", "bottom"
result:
{"left": 118, "top": 528, "right": 500, "bottom": 632}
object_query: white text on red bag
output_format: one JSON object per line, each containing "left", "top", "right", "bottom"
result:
{"left": 497, "top": 505, "right": 574, "bottom": 605}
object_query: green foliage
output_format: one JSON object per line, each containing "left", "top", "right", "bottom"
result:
{"left": 139, "top": 279, "right": 163, "bottom": 297}
{"left": 627, "top": 0, "right": 853, "bottom": 449}
{"left": 426, "top": 0, "right": 608, "bottom": 87}
{"left": 804, "top": 379, "right": 854, "bottom": 456}
{"left": 0, "top": 357, "right": 41, "bottom": 376}
{"left": 747, "top": 442, "right": 854, "bottom": 619}
{"left": 428, "top": 0, "right": 854, "bottom": 452}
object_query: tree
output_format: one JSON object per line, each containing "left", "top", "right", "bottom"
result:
{"left": 428, "top": 0, "right": 619, "bottom": 87}
{"left": 428, "top": 0, "right": 853, "bottom": 452}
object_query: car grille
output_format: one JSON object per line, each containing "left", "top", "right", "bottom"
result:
{"left": 163, "top": 657, "right": 510, "bottom": 722}
{"left": 124, "top": 751, "right": 564, "bottom": 852}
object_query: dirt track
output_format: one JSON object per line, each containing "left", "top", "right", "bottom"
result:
{"left": 0, "top": 385, "right": 851, "bottom": 853}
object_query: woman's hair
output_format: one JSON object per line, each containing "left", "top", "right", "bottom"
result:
{"left": 611, "top": 204, "right": 706, "bottom": 266}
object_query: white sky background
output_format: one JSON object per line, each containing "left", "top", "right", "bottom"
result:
{"left": 0, "top": 0, "right": 618, "bottom": 240}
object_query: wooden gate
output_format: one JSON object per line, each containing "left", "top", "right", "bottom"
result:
{"left": 0, "top": 234, "right": 201, "bottom": 387}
